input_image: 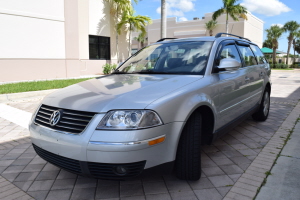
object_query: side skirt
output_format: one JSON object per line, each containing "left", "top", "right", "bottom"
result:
{"left": 212, "top": 104, "right": 259, "bottom": 142}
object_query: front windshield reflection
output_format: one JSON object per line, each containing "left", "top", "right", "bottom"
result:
{"left": 115, "top": 41, "right": 213, "bottom": 75}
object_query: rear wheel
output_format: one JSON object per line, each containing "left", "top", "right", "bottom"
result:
{"left": 252, "top": 88, "right": 270, "bottom": 121}
{"left": 175, "top": 112, "right": 201, "bottom": 180}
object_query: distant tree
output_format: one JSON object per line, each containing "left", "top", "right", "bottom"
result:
{"left": 212, "top": 0, "right": 248, "bottom": 33}
{"left": 293, "top": 30, "right": 300, "bottom": 63}
{"left": 266, "top": 25, "right": 284, "bottom": 65}
{"left": 263, "top": 38, "right": 273, "bottom": 49}
{"left": 134, "top": 32, "right": 147, "bottom": 48}
{"left": 205, "top": 20, "right": 218, "bottom": 36}
{"left": 105, "top": 0, "right": 138, "bottom": 62}
{"left": 283, "top": 21, "right": 300, "bottom": 64}
{"left": 117, "top": 8, "right": 152, "bottom": 57}
{"left": 295, "top": 39, "right": 300, "bottom": 55}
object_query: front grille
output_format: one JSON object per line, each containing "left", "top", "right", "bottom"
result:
{"left": 33, "top": 144, "right": 82, "bottom": 174}
{"left": 34, "top": 104, "right": 95, "bottom": 134}
{"left": 87, "top": 161, "right": 146, "bottom": 179}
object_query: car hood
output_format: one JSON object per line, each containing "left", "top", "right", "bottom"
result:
{"left": 42, "top": 74, "right": 203, "bottom": 113}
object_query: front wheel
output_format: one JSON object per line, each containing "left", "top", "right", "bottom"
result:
{"left": 252, "top": 88, "right": 270, "bottom": 121}
{"left": 175, "top": 112, "right": 202, "bottom": 180}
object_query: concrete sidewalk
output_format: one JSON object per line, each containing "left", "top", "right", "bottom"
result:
{"left": 256, "top": 116, "right": 300, "bottom": 200}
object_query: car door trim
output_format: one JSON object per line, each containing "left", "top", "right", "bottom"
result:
{"left": 220, "top": 91, "right": 262, "bottom": 113}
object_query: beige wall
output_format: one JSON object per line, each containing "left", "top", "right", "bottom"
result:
{"left": 0, "top": 0, "right": 130, "bottom": 83}
{"left": 136, "top": 12, "right": 263, "bottom": 50}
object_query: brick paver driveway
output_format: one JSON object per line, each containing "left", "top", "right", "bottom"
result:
{"left": 0, "top": 70, "right": 299, "bottom": 200}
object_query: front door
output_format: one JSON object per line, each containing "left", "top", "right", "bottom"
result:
{"left": 212, "top": 40, "right": 251, "bottom": 128}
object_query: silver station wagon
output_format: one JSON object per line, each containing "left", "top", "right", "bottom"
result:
{"left": 29, "top": 33, "right": 271, "bottom": 180}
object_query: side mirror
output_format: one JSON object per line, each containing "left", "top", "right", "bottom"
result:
{"left": 217, "top": 58, "right": 241, "bottom": 71}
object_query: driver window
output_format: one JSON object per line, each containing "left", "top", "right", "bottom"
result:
{"left": 219, "top": 44, "right": 242, "bottom": 64}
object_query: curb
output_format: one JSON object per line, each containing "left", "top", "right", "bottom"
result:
{"left": 223, "top": 101, "right": 300, "bottom": 200}
{"left": 0, "top": 89, "right": 57, "bottom": 103}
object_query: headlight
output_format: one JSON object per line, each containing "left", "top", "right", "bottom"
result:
{"left": 96, "top": 110, "right": 163, "bottom": 130}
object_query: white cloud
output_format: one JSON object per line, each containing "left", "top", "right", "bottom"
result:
{"left": 271, "top": 23, "right": 284, "bottom": 28}
{"left": 241, "top": 0, "right": 291, "bottom": 16}
{"left": 179, "top": 17, "right": 188, "bottom": 21}
{"left": 156, "top": 0, "right": 195, "bottom": 17}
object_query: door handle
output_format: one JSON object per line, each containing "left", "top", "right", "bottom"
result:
{"left": 245, "top": 77, "right": 250, "bottom": 82}
{"left": 259, "top": 72, "right": 264, "bottom": 78}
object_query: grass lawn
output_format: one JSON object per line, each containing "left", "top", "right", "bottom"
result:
{"left": 0, "top": 78, "right": 93, "bottom": 94}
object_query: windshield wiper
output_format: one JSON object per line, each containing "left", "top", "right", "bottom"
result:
{"left": 112, "top": 70, "right": 183, "bottom": 75}
{"left": 112, "top": 71, "right": 127, "bottom": 74}
{"left": 134, "top": 71, "right": 178, "bottom": 74}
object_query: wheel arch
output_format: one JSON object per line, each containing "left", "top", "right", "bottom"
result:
{"left": 177, "top": 103, "right": 216, "bottom": 149}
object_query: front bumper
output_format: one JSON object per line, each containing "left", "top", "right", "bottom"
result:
{"left": 29, "top": 114, "right": 184, "bottom": 179}
{"left": 33, "top": 143, "right": 147, "bottom": 179}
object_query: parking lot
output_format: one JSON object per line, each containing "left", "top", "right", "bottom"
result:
{"left": 0, "top": 70, "right": 299, "bottom": 200}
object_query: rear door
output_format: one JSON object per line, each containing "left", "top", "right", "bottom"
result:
{"left": 213, "top": 40, "right": 250, "bottom": 127}
{"left": 250, "top": 44, "right": 269, "bottom": 90}
{"left": 236, "top": 42, "right": 263, "bottom": 110}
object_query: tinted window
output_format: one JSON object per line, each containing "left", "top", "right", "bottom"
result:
{"left": 237, "top": 45, "right": 258, "bottom": 67}
{"left": 89, "top": 35, "right": 110, "bottom": 60}
{"left": 218, "top": 44, "right": 241, "bottom": 64}
{"left": 117, "top": 41, "right": 213, "bottom": 75}
{"left": 250, "top": 45, "right": 268, "bottom": 64}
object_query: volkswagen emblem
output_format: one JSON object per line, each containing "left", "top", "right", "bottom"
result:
{"left": 49, "top": 110, "right": 62, "bottom": 126}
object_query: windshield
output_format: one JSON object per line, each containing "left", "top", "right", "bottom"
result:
{"left": 115, "top": 41, "right": 213, "bottom": 75}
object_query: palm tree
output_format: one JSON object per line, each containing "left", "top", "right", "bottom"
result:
{"left": 161, "top": 0, "right": 166, "bottom": 38}
{"left": 263, "top": 38, "right": 273, "bottom": 49}
{"left": 212, "top": 0, "right": 248, "bottom": 33}
{"left": 117, "top": 8, "right": 152, "bottom": 57}
{"left": 105, "top": 0, "right": 137, "bottom": 62}
{"left": 134, "top": 32, "right": 147, "bottom": 48}
{"left": 205, "top": 20, "right": 218, "bottom": 36}
{"left": 283, "top": 21, "right": 300, "bottom": 64}
{"left": 266, "top": 25, "right": 284, "bottom": 65}
{"left": 294, "top": 39, "right": 300, "bottom": 55}
{"left": 292, "top": 30, "right": 300, "bottom": 64}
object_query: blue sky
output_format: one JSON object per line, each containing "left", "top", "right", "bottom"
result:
{"left": 133, "top": 0, "right": 300, "bottom": 53}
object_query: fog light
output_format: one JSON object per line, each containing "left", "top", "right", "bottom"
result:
{"left": 114, "top": 166, "right": 128, "bottom": 175}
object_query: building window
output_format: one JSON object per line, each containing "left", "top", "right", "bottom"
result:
{"left": 89, "top": 35, "right": 110, "bottom": 60}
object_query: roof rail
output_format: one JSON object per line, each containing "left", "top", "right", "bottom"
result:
{"left": 156, "top": 38, "right": 177, "bottom": 42}
{"left": 215, "top": 33, "right": 251, "bottom": 42}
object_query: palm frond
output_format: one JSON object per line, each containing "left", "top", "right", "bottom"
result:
{"left": 212, "top": 8, "right": 225, "bottom": 20}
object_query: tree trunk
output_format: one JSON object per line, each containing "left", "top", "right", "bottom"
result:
{"left": 273, "top": 47, "right": 276, "bottom": 66}
{"left": 286, "top": 36, "right": 292, "bottom": 65}
{"left": 293, "top": 39, "right": 296, "bottom": 65}
{"left": 116, "top": 7, "right": 119, "bottom": 62}
{"left": 209, "top": 30, "right": 213, "bottom": 36}
{"left": 161, "top": 0, "right": 166, "bottom": 38}
{"left": 226, "top": 13, "right": 229, "bottom": 34}
{"left": 128, "top": 25, "right": 131, "bottom": 58}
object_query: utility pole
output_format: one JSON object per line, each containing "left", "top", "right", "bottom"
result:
{"left": 161, "top": 0, "right": 166, "bottom": 38}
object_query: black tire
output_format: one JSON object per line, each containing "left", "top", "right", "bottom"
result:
{"left": 252, "top": 88, "right": 270, "bottom": 121}
{"left": 175, "top": 112, "right": 201, "bottom": 180}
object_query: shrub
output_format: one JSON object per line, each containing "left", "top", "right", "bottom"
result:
{"left": 271, "top": 63, "right": 289, "bottom": 69}
{"left": 103, "top": 63, "right": 117, "bottom": 74}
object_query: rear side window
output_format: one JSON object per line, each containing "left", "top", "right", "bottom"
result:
{"left": 217, "top": 44, "right": 242, "bottom": 65}
{"left": 250, "top": 45, "right": 268, "bottom": 64}
{"left": 237, "top": 45, "right": 258, "bottom": 67}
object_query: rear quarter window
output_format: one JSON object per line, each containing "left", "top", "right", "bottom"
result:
{"left": 237, "top": 45, "right": 258, "bottom": 67}
{"left": 250, "top": 45, "right": 268, "bottom": 64}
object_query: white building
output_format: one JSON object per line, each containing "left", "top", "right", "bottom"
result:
{"left": 0, "top": 0, "right": 129, "bottom": 83}
{"left": 132, "top": 12, "right": 264, "bottom": 51}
